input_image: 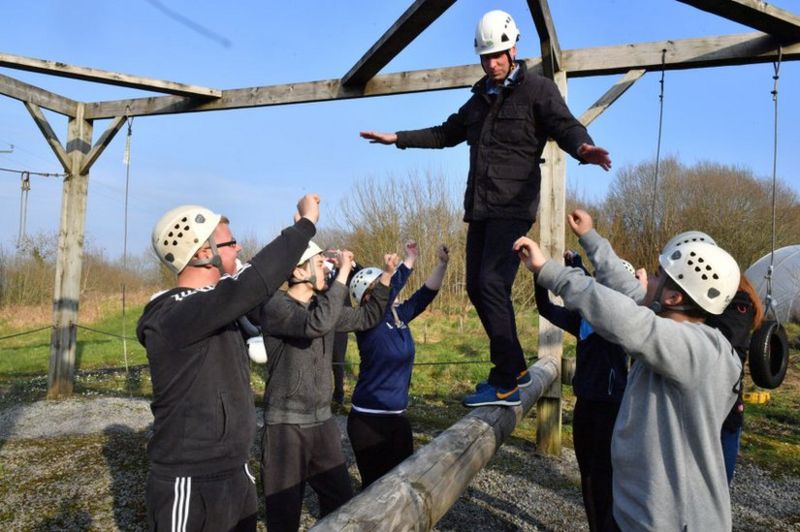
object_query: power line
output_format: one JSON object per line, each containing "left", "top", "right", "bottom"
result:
{"left": 0, "top": 166, "right": 65, "bottom": 178}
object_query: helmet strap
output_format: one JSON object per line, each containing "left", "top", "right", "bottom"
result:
{"left": 289, "top": 261, "right": 318, "bottom": 289}
{"left": 189, "top": 236, "right": 226, "bottom": 277}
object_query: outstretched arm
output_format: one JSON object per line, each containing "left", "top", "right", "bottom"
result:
{"left": 424, "top": 244, "right": 449, "bottom": 291}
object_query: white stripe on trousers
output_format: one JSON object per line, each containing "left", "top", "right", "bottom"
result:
{"left": 171, "top": 476, "right": 192, "bottom": 532}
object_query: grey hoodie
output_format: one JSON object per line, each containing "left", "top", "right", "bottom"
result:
{"left": 536, "top": 230, "right": 740, "bottom": 531}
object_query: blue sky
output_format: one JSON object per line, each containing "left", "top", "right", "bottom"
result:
{"left": 1, "top": 0, "right": 798, "bottom": 258}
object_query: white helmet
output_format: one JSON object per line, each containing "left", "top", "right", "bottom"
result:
{"left": 620, "top": 259, "right": 636, "bottom": 277}
{"left": 349, "top": 267, "right": 383, "bottom": 305}
{"left": 659, "top": 241, "right": 740, "bottom": 315}
{"left": 474, "top": 10, "right": 519, "bottom": 55}
{"left": 661, "top": 231, "right": 717, "bottom": 254}
{"left": 152, "top": 205, "right": 221, "bottom": 274}
{"left": 298, "top": 240, "right": 323, "bottom": 266}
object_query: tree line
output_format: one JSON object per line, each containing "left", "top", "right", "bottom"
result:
{"left": 2, "top": 158, "right": 797, "bottom": 311}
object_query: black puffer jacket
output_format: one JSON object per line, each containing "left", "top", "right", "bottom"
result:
{"left": 396, "top": 61, "right": 593, "bottom": 223}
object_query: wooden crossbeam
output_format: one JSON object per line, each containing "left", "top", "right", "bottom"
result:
{"left": 579, "top": 69, "right": 646, "bottom": 126}
{"left": 676, "top": 0, "right": 800, "bottom": 43}
{"left": 83, "top": 32, "right": 799, "bottom": 120}
{"left": 0, "top": 52, "right": 222, "bottom": 98}
{"left": 341, "top": 0, "right": 456, "bottom": 87}
{"left": 0, "top": 72, "right": 78, "bottom": 116}
{"left": 527, "top": 0, "right": 562, "bottom": 77}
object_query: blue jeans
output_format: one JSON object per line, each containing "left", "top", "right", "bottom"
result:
{"left": 721, "top": 426, "right": 742, "bottom": 485}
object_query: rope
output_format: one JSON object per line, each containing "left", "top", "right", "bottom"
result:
{"left": 0, "top": 166, "right": 65, "bottom": 177}
{"left": 0, "top": 326, "right": 51, "bottom": 342}
{"left": 120, "top": 115, "right": 135, "bottom": 378}
{"left": 764, "top": 48, "right": 782, "bottom": 322}
{"left": 75, "top": 324, "right": 137, "bottom": 341}
{"left": 650, "top": 49, "right": 667, "bottom": 241}
{"left": 17, "top": 171, "right": 31, "bottom": 249}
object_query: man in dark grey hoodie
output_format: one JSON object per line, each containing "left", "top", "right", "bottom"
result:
{"left": 515, "top": 209, "right": 742, "bottom": 532}
{"left": 258, "top": 245, "right": 397, "bottom": 532}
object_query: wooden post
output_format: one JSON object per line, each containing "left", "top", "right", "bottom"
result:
{"left": 535, "top": 70, "right": 567, "bottom": 456}
{"left": 312, "top": 359, "right": 559, "bottom": 531}
{"left": 48, "top": 103, "right": 92, "bottom": 399}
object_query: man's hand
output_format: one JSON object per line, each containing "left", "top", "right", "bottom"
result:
{"left": 567, "top": 209, "right": 594, "bottom": 237}
{"left": 360, "top": 131, "right": 398, "bottom": 145}
{"left": 335, "top": 250, "right": 354, "bottom": 284}
{"left": 437, "top": 244, "right": 450, "bottom": 264}
{"left": 578, "top": 144, "right": 612, "bottom": 171}
{"left": 513, "top": 237, "right": 547, "bottom": 273}
{"left": 296, "top": 193, "right": 320, "bottom": 224}
{"left": 405, "top": 239, "right": 419, "bottom": 259}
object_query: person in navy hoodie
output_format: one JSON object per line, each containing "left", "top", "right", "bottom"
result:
{"left": 534, "top": 250, "right": 633, "bottom": 532}
{"left": 347, "top": 240, "right": 449, "bottom": 488}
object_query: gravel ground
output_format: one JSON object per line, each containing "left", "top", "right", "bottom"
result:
{"left": 1, "top": 397, "right": 798, "bottom": 531}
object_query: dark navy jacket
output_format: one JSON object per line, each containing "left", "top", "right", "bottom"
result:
{"left": 534, "top": 279, "right": 627, "bottom": 402}
{"left": 351, "top": 264, "right": 437, "bottom": 413}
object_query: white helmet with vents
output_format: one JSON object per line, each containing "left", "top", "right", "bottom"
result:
{"left": 349, "top": 267, "right": 383, "bottom": 305}
{"left": 659, "top": 241, "right": 739, "bottom": 315}
{"left": 661, "top": 231, "right": 717, "bottom": 254}
{"left": 152, "top": 205, "right": 221, "bottom": 274}
{"left": 474, "top": 10, "right": 520, "bottom": 55}
{"left": 298, "top": 241, "right": 323, "bottom": 266}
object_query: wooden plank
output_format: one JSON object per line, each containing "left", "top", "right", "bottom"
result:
{"left": 83, "top": 32, "right": 798, "bottom": 120}
{"left": 676, "top": 0, "right": 800, "bottom": 43}
{"left": 579, "top": 69, "right": 646, "bottom": 126}
{"left": 80, "top": 116, "right": 127, "bottom": 174}
{"left": 342, "top": 0, "right": 456, "bottom": 87}
{"left": 23, "top": 102, "right": 71, "bottom": 171}
{"left": 312, "top": 358, "right": 559, "bottom": 531}
{"left": 0, "top": 72, "right": 79, "bottom": 116}
{"left": 0, "top": 52, "right": 222, "bottom": 98}
{"left": 527, "top": 0, "right": 562, "bottom": 77}
{"left": 535, "top": 70, "right": 567, "bottom": 457}
{"left": 562, "top": 32, "right": 798, "bottom": 77}
{"left": 48, "top": 104, "right": 92, "bottom": 399}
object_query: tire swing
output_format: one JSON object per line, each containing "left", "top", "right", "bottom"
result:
{"left": 748, "top": 49, "right": 789, "bottom": 390}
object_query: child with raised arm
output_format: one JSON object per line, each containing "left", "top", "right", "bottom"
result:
{"left": 347, "top": 240, "right": 449, "bottom": 488}
{"left": 257, "top": 245, "right": 398, "bottom": 532}
{"left": 515, "top": 209, "right": 742, "bottom": 532}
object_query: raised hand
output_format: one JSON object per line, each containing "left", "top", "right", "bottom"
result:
{"left": 297, "top": 193, "right": 320, "bottom": 224}
{"left": 437, "top": 244, "right": 450, "bottom": 264}
{"left": 513, "top": 236, "right": 547, "bottom": 273}
{"left": 567, "top": 209, "right": 594, "bottom": 237}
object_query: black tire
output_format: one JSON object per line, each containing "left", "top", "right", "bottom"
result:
{"left": 748, "top": 320, "right": 789, "bottom": 389}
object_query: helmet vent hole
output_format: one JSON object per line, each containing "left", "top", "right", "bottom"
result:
{"left": 708, "top": 288, "right": 720, "bottom": 299}
{"left": 690, "top": 251, "right": 697, "bottom": 257}
{"left": 168, "top": 231, "right": 174, "bottom": 237}
{"left": 181, "top": 217, "right": 187, "bottom": 222}
{"left": 688, "top": 260, "right": 694, "bottom": 265}
{"left": 172, "top": 240, "right": 178, "bottom": 246}
{"left": 177, "top": 232, "right": 183, "bottom": 238}
{"left": 695, "top": 267, "right": 701, "bottom": 272}
{"left": 713, "top": 273, "right": 719, "bottom": 279}
{"left": 702, "top": 274, "right": 708, "bottom": 280}
{"left": 678, "top": 274, "right": 684, "bottom": 279}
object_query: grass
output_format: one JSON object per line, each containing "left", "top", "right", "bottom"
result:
{"left": 1, "top": 298, "right": 798, "bottom": 477}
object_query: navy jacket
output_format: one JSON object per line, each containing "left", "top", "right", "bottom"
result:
{"left": 534, "top": 279, "right": 627, "bottom": 402}
{"left": 351, "top": 264, "right": 437, "bottom": 413}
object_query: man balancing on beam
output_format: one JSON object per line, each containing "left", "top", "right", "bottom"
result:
{"left": 360, "top": 9, "right": 611, "bottom": 406}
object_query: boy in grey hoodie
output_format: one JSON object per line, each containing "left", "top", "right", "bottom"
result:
{"left": 515, "top": 210, "right": 742, "bottom": 532}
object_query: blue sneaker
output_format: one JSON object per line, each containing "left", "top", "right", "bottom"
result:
{"left": 463, "top": 383, "right": 520, "bottom": 407}
{"left": 517, "top": 370, "right": 532, "bottom": 388}
{"left": 476, "top": 370, "right": 531, "bottom": 391}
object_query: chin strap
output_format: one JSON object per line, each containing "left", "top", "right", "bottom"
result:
{"left": 189, "top": 236, "right": 226, "bottom": 277}
{"left": 288, "top": 262, "right": 317, "bottom": 288}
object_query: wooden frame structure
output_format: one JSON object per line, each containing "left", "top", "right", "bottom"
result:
{"left": 1, "top": 0, "right": 798, "bottom": 514}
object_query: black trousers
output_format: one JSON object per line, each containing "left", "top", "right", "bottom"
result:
{"left": 261, "top": 419, "right": 354, "bottom": 532}
{"left": 466, "top": 219, "right": 532, "bottom": 389}
{"left": 146, "top": 465, "right": 257, "bottom": 532}
{"left": 347, "top": 410, "right": 414, "bottom": 489}
{"left": 573, "top": 398, "right": 620, "bottom": 532}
